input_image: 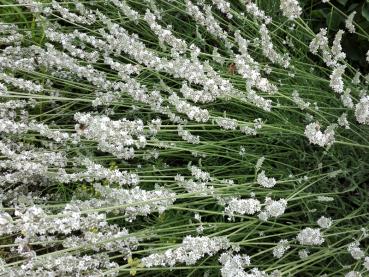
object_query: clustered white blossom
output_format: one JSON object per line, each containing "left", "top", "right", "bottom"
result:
{"left": 345, "top": 11, "right": 356, "bottom": 33}
{"left": 329, "top": 64, "right": 346, "bottom": 94}
{"left": 363, "top": 256, "right": 369, "bottom": 270}
{"left": 296, "top": 228, "right": 325, "bottom": 246}
{"left": 310, "top": 29, "right": 348, "bottom": 102}
{"left": 338, "top": 113, "right": 350, "bottom": 129}
{"left": 0, "top": 72, "right": 43, "bottom": 93}
{"left": 310, "top": 29, "right": 346, "bottom": 68}
{"left": 86, "top": 183, "right": 177, "bottom": 221}
{"left": 211, "top": 0, "right": 232, "bottom": 19}
{"left": 341, "top": 89, "right": 354, "bottom": 108}
{"left": 168, "top": 93, "right": 210, "bottom": 122}
{"left": 74, "top": 113, "right": 148, "bottom": 159}
{"left": 317, "top": 216, "right": 332, "bottom": 229}
{"left": 245, "top": 2, "right": 272, "bottom": 24}
{"left": 185, "top": 1, "right": 228, "bottom": 41}
{"left": 180, "top": 82, "right": 216, "bottom": 103}
{"left": 292, "top": 90, "right": 310, "bottom": 110}
{"left": 355, "top": 96, "right": 369, "bottom": 124}
{"left": 273, "top": 239, "right": 290, "bottom": 258}
{"left": 304, "top": 122, "right": 336, "bottom": 147}
{"left": 219, "top": 252, "right": 251, "bottom": 277}
{"left": 109, "top": 0, "right": 140, "bottom": 22}
{"left": 279, "top": 0, "right": 302, "bottom": 20}
{"left": 260, "top": 24, "right": 290, "bottom": 68}
{"left": 347, "top": 241, "right": 365, "bottom": 260}
{"left": 257, "top": 170, "right": 277, "bottom": 188}
{"left": 215, "top": 116, "right": 238, "bottom": 130}
{"left": 258, "top": 198, "right": 288, "bottom": 221}
{"left": 317, "top": 196, "right": 334, "bottom": 202}
{"left": 2, "top": 253, "right": 119, "bottom": 276}
{"left": 0, "top": 22, "right": 24, "bottom": 45}
{"left": 29, "top": 120, "right": 78, "bottom": 143}
{"left": 50, "top": 1, "right": 96, "bottom": 25}
{"left": 62, "top": 224, "right": 139, "bottom": 254}
{"left": 144, "top": 10, "right": 187, "bottom": 54}
{"left": 352, "top": 71, "right": 361, "bottom": 84}
{"left": 190, "top": 165, "right": 211, "bottom": 182}
{"left": 298, "top": 249, "right": 310, "bottom": 260}
{"left": 225, "top": 198, "right": 261, "bottom": 218}
{"left": 45, "top": 29, "right": 100, "bottom": 63}
{"left": 345, "top": 271, "right": 362, "bottom": 277}
{"left": 141, "top": 235, "right": 230, "bottom": 267}
{"left": 175, "top": 174, "right": 214, "bottom": 196}
{"left": 240, "top": 118, "right": 264, "bottom": 135}
{"left": 178, "top": 125, "right": 200, "bottom": 144}
{"left": 234, "top": 30, "right": 277, "bottom": 94}
{"left": 7, "top": 205, "right": 101, "bottom": 237}
{"left": 56, "top": 158, "right": 140, "bottom": 186}
{"left": 255, "top": 156, "right": 265, "bottom": 172}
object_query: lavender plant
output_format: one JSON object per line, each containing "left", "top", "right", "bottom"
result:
{"left": 1, "top": 0, "right": 369, "bottom": 276}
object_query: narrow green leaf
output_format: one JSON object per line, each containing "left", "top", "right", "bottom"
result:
{"left": 362, "top": 4, "right": 369, "bottom": 22}
{"left": 337, "top": 0, "right": 349, "bottom": 5}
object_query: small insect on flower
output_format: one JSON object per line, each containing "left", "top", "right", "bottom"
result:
{"left": 77, "top": 123, "right": 87, "bottom": 131}
{"left": 228, "top": 63, "right": 236, "bottom": 75}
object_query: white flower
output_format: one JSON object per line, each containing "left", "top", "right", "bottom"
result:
{"left": 363, "top": 256, "right": 369, "bottom": 270}
{"left": 169, "top": 93, "right": 210, "bottom": 123}
{"left": 296, "top": 228, "right": 324, "bottom": 246}
{"left": 260, "top": 24, "right": 290, "bottom": 68}
{"left": 109, "top": 0, "right": 139, "bottom": 22}
{"left": 347, "top": 242, "right": 365, "bottom": 260}
{"left": 142, "top": 236, "right": 230, "bottom": 267}
{"left": 257, "top": 170, "right": 277, "bottom": 188}
{"left": 329, "top": 65, "right": 346, "bottom": 93}
{"left": 317, "top": 216, "right": 332, "bottom": 229}
{"left": 264, "top": 198, "right": 287, "bottom": 218}
{"left": 304, "top": 122, "right": 336, "bottom": 147}
{"left": 353, "top": 72, "right": 361, "bottom": 84}
{"left": 298, "top": 249, "right": 310, "bottom": 260}
{"left": 219, "top": 252, "right": 251, "bottom": 277}
{"left": 273, "top": 239, "right": 290, "bottom": 258}
{"left": 225, "top": 198, "right": 261, "bottom": 217}
{"left": 144, "top": 10, "right": 187, "bottom": 53}
{"left": 245, "top": 2, "right": 271, "bottom": 24}
{"left": 190, "top": 165, "right": 211, "bottom": 182}
{"left": 309, "top": 28, "right": 328, "bottom": 55}
{"left": 215, "top": 117, "right": 238, "bottom": 130}
{"left": 355, "top": 96, "right": 369, "bottom": 124}
{"left": 280, "top": 0, "right": 302, "bottom": 20}
{"left": 178, "top": 125, "right": 200, "bottom": 144}
{"left": 316, "top": 196, "right": 334, "bottom": 202}
{"left": 74, "top": 113, "right": 147, "bottom": 159}
{"left": 255, "top": 157, "right": 265, "bottom": 172}
{"left": 292, "top": 91, "right": 310, "bottom": 110}
{"left": 0, "top": 212, "right": 14, "bottom": 235}
{"left": 211, "top": 0, "right": 232, "bottom": 19}
{"left": 175, "top": 174, "right": 214, "bottom": 196}
{"left": 338, "top": 113, "right": 350, "bottom": 129}
{"left": 345, "top": 271, "right": 362, "bottom": 277}
{"left": 345, "top": 11, "right": 356, "bottom": 33}
{"left": 185, "top": 1, "right": 227, "bottom": 40}
{"left": 341, "top": 89, "right": 354, "bottom": 108}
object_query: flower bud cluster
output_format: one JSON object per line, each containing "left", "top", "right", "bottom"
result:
{"left": 141, "top": 235, "right": 230, "bottom": 267}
